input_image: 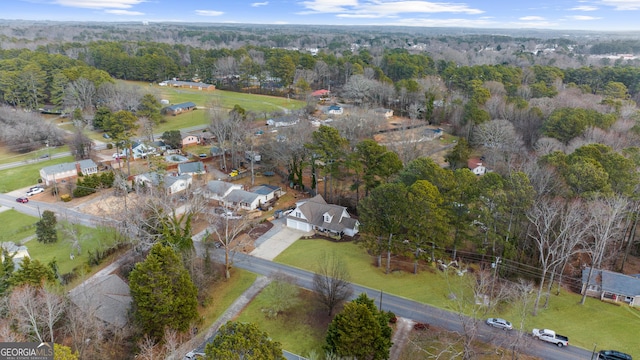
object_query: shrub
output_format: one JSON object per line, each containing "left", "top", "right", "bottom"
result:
{"left": 60, "top": 194, "right": 72, "bottom": 202}
{"left": 106, "top": 143, "right": 113, "bottom": 149}
{"left": 414, "top": 322, "right": 430, "bottom": 331}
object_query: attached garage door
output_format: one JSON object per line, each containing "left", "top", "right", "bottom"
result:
{"left": 287, "top": 219, "right": 310, "bottom": 232}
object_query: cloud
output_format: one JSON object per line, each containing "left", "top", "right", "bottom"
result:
{"left": 394, "top": 17, "right": 495, "bottom": 27}
{"left": 299, "top": 0, "right": 484, "bottom": 17}
{"left": 519, "top": 16, "right": 545, "bottom": 21}
{"left": 251, "top": 1, "right": 269, "bottom": 7}
{"left": 599, "top": 0, "right": 640, "bottom": 10}
{"left": 195, "top": 10, "right": 224, "bottom": 16}
{"left": 54, "top": 0, "right": 144, "bottom": 9}
{"left": 570, "top": 5, "right": 598, "bottom": 11}
{"left": 105, "top": 9, "right": 144, "bottom": 15}
{"left": 566, "top": 15, "right": 600, "bottom": 20}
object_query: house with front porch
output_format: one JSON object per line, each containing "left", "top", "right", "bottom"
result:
{"left": 285, "top": 194, "right": 359, "bottom": 238}
{"left": 134, "top": 172, "right": 192, "bottom": 195}
{"left": 222, "top": 189, "right": 262, "bottom": 211}
{"left": 581, "top": 267, "right": 640, "bottom": 307}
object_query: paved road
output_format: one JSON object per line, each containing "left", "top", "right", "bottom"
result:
{"left": 194, "top": 241, "right": 593, "bottom": 360}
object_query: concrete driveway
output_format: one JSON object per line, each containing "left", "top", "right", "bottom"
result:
{"left": 250, "top": 218, "right": 311, "bottom": 260}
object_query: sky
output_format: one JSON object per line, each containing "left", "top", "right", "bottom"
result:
{"left": 5, "top": 0, "right": 640, "bottom": 31}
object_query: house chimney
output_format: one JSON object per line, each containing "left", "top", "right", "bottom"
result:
{"left": 75, "top": 162, "right": 82, "bottom": 175}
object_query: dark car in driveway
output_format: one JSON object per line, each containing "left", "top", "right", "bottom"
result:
{"left": 16, "top": 197, "right": 29, "bottom": 203}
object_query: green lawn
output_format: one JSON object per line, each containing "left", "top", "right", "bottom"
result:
{"left": 200, "top": 269, "right": 257, "bottom": 331}
{"left": 23, "top": 225, "right": 120, "bottom": 275}
{"left": 234, "top": 283, "right": 326, "bottom": 357}
{"left": 0, "top": 155, "right": 75, "bottom": 192}
{"left": 274, "top": 239, "right": 640, "bottom": 353}
{"left": 0, "top": 145, "right": 70, "bottom": 166}
{"left": 0, "top": 210, "right": 37, "bottom": 244}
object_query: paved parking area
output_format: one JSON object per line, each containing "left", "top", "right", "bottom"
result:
{"left": 250, "top": 218, "right": 311, "bottom": 260}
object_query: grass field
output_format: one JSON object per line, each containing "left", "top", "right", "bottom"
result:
{"left": 234, "top": 283, "right": 326, "bottom": 357}
{"left": 199, "top": 269, "right": 257, "bottom": 332}
{"left": 0, "top": 145, "right": 70, "bottom": 166}
{"left": 274, "top": 239, "right": 640, "bottom": 353}
{"left": 0, "top": 210, "right": 37, "bottom": 244}
{"left": 0, "top": 155, "right": 75, "bottom": 192}
{"left": 18, "top": 224, "right": 119, "bottom": 275}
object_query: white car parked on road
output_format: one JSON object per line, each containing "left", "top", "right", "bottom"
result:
{"left": 26, "top": 187, "right": 45, "bottom": 196}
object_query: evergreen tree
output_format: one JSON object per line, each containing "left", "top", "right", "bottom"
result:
{"left": 205, "top": 321, "right": 285, "bottom": 360}
{"left": 324, "top": 293, "right": 392, "bottom": 360}
{"left": 36, "top": 210, "right": 58, "bottom": 244}
{"left": 129, "top": 243, "right": 198, "bottom": 340}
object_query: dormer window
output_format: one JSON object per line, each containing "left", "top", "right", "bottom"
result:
{"left": 323, "top": 213, "right": 332, "bottom": 223}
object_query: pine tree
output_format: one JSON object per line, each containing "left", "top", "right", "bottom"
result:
{"left": 36, "top": 210, "right": 58, "bottom": 244}
{"left": 129, "top": 243, "right": 198, "bottom": 340}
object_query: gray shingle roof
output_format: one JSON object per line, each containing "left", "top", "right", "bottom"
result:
{"left": 225, "top": 189, "right": 261, "bottom": 205}
{"left": 68, "top": 274, "right": 131, "bottom": 327}
{"left": 582, "top": 267, "right": 640, "bottom": 297}
{"left": 41, "top": 159, "right": 97, "bottom": 176}
{"left": 295, "top": 195, "right": 356, "bottom": 233}
{"left": 178, "top": 161, "right": 205, "bottom": 174}
{"left": 207, "top": 180, "right": 241, "bottom": 197}
{"left": 250, "top": 185, "right": 278, "bottom": 195}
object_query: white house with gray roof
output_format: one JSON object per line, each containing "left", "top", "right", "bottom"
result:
{"left": 581, "top": 267, "right": 640, "bottom": 306}
{"left": 39, "top": 159, "right": 98, "bottom": 186}
{"left": 205, "top": 180, "right": 243, "bottom": 202}
{"left": 223, "top": 189, "right": 262, "bottom": 211}
{"left": 250, "top": 184, "right": 284, "bottom": 204}
{"left": 286, "top": 194, "right": 359, "bottom": 238}
{"left": 134, "top": 172, "right": 192, "bottom": 194}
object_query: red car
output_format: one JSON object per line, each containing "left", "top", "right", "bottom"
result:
{"left": 16, "top": 197, "right": 29, "bottom": 203}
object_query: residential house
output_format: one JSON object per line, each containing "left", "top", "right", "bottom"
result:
{"left": 1, "top": 242, "right": 30, "bottom": 269}
{"left": 163, "top": 80, "right": 215, "bottom": 91}
{"left": 468, "top": 158, "right": 487, "bottom": 175}
{"left": 205, "top": 180, "right": 243, "bottom": 202}
{"left": 374, "top": 108, "right": 394, "bottom": 118}
{"left": 134, "top": 172, "right": 192, "bottom": 194}
{"left": 182, "top": 133, "right": 201, "bottom": 147}
{"left": 223, "top": 189, "right": 262, "bottom": 211}
{"left": 311, "top": 89, "right": 329, "bottom": 97}
{"left": 266, "top": 116, "right": 299, "bottom": 127}
{"left": 150, "top": 140, "right": 169, "bottom": 152}
{"left": 210, "top": 146, "right": 226, "bottom": 158}
{"left": 178, "top": 161, "right": 206, "bottom": 176}
{"left": 126, "top": 141, "right": 154, "bottom": 159}
{"left": 162, "top": 101, "right": 198, "bottom": 116}
{"left": 68, "top": 274, "right": 131, "bottom": 327}
{"left": 40, "top": 159, "right": 98, "bottom": 186}
{"left": 327, "top": 105, "right": 343, "bottom": 115}
{"left": 286, "top": 194, "right": 359, "bottom": 237}
{"left": 581, "top": 267, "right": 640, "bottom": 307}
{"left": 250, "top": 184, "right": 284, "bottom": 206}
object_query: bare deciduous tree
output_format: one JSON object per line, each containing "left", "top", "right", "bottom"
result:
{"left": 313, "top": 251, "right": 353, "bottom": 316}
{"left": 581, "top": 195, "right": 628, "bottom": 305}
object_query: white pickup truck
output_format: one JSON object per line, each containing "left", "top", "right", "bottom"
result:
{"left": 532, "top": 328, "right": 569, "bottom": 347}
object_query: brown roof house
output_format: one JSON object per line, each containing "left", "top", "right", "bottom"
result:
{"left": 286, "top": 194, "right": 359, "bottom": 238}
{"left": 581, "top": 267, "right": 640, "bottom": 306}
{"left": 467, "top": 157, "right": 487, "bottom": 175}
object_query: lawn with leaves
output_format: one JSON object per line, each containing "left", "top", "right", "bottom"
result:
{"left": 234, "top": 282, "right": 327, "bottom": 357}
{"left": 274, "top": 239, "right": 640, "bottom": 354}
{"left": 199, "top": 269, "right": 257, "bottom": 331}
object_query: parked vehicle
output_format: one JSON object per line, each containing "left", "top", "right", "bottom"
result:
{"left": 183, "top": 351, "right": 205, "bottom": 360}
{"left": 26, "top": 187, "right": 45, "bottom": 196}
{"left": 532, "top": 328, "right": 569, "bottom": 347}
{"left": 599, "top": 350, "right": 633, "bottom": 360}
{"left": 16, "top": 197, "right": 29, "bottom": 203}
{"left": 112, "top": 152, "right": 126, "bottom": 159}
{"left": 485, "top": 318, "right": 513, "bottom": 330}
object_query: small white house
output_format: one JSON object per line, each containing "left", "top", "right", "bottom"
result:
{"left": 327, "top": 105, "right": 343, "bottom": 115}
{"left": 468, "top": 158, "right": 487, "bottom": 175}
{"left": 205, "top": 180, "right": 243, "bottom": 202}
